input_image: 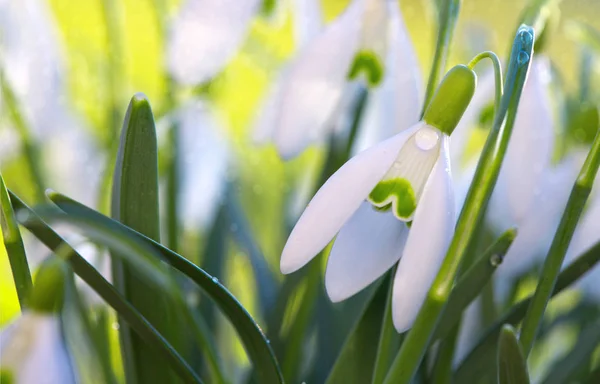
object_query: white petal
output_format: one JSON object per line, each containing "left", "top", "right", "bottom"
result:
{"left": 494, "top": 158, "right": 578, "bottom": 296}
{"left": 167, "top": 0, "right": 260, "bottom": 85}
{"left": 503, "top": 56, "right": 555, "bottom": 223}
{"left": 325, "top": 202, "right": 408, "bottom": 302}
{"left": 281, "top": 124, "right": 419, "bottom": 274}
{"left": 274, "top": 0, "right": 364, "bottom": 159}
{"left": 290, "top": 0, "right": 323, "bottom": 48}
{"left": 252, "top": 71, "right": 285, "bottom": 146}
{"left": 1, "top": 313, "right": 75, "bottom": 383}
{"left": 392, "top": 139, "right": 455, "bottom": 332}
{"left": 352, "top": 3, "right": 421, "bottom": 153}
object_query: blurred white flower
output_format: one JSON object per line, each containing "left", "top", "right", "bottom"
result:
{"left": 167, "top": 0, "right": 261, "bottom": 85}
{"left": 0, "top": 0, "right": 103, "bottom": 208}
{"left": 256, "top": 0, "right": 421, "bottom": 159}
{"left": 281, "top": 121, "right": 455, "bottom": 332}
{"left": 159, "top": 102, "right": 230, "bottom": 229}
{"left": 1, "top": 313, "right": 75, "bottom": 384}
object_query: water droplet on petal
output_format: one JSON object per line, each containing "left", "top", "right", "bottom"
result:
{"left": 415, "top": 126, "right": 440, "bottom": 151}
{"left": 517, "top": 51, "right": 530, "bottom": 66}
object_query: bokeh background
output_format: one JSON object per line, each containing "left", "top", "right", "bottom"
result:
{"left": 2, "top": 0, "right": 600, "bottom": 381}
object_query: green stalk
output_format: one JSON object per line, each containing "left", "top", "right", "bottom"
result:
{"left": 519, "top": 124, "right": 600, "bottom": 356}
{"left": 383, "top": 26, "right": 534, "bottom": 384}
{"left": 420, "top": 0, "right": 462, "bottom": 117}
{"left": 0, "top": 174, "right": 32, "bottom": 308}
{"left": 371, "top": 269, "right": 402, "bottom": 384}
{"left": 430, "top": 325, "right": 459, "bottom": 384}
{"left": 0, "top": 70, "right": 46, "bottom": 202}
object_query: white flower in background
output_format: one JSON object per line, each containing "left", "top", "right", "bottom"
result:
{"left": 1, "top": 257, "right": 75, "bottom": 384}
{"left": 450, "top": 56, "right": 563, "bottom": 283}
{"left": 159, "top": 102, "right": 230, "bottom": 229}
{"left": 0, "top": 313, "right": 75, "bottom": 384}
{"left": 280, "top": 66, "right": 475, "bottom": 331}
{"left": 0, "top": 0, "right": 102, "bottom": 208}
{"left": 167, "top": 0, "right": 261, "bottom": 85}
{"left": 257, "top": 0, "right": 421, "bottom": 159}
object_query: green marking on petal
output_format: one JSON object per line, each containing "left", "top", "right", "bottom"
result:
{"left": 347, "top": 50, "right": 384, "bottom": 87}
{"left": 373, "top": 203, "right": 392, "bottom": 213}
{"left": 368, "top": 178, "right": 416, "bottom": 220}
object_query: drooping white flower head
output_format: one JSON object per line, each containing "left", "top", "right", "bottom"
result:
{"left": 0, "top": 313, "right": 75, "bottom": 384}
{"left": 167, "top": 0, "right": 261, "bottom": 85}
{"left": 256, "top": 0, "right": 421, "bottom": 159}
{"left": 280, "top": 65, "right": 476, "bottom": 331}
{"left": 159, "top": 102, "right": 230, "bottom": 230}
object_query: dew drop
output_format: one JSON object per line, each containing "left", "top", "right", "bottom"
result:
{"left": 490, "top": 254, "right": 502, "bottom": 267}
{"left": 519, "top": 30, "right": 533, "bottom": 45}
{"left": 112, "top": 322, "right": 120, "bottom": 330}
{"left": 415, "top": 126, "right": 440, "bottom": 151}
{"left": 517, "top": 51, "right": 530, "bottom": 66}
{"left": 212, "top": 276, "right": 219, "bottom": 283}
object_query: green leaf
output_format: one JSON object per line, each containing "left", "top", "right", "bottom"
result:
{"left": 48, "top": 192, "right": 284, "bottom": 383}
{"left": 454, "top": 238, "right": 600, "bottom": 382}
{"left": 540, "top": 319, "right": 600, "bottom": 384}
{"left": 61, "top": 270, "right": 114, "bottom": 384}
{"left": 433, "top": 229, "right": 516, "bottom": 340}
{"left": 497, "top": 325, "right": 530, "bottom": 384}
{"left": 0, "top": 173, "right": 32, "bottom": 308}
{"left": 325, "top": 276, "right": 388, "bottom": 384}
{"left": 9, "top": 192, "right": 202, "bottom": 384}
{"left": 111, "top": 93, "right": 185, "bottom": 384}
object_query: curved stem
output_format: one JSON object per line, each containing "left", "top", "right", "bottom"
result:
{"left": 420, "top": 0, "right": 462, "bottom": 118}
{"left": 468, "top": 51, "right": 504, "bottom": 114}
{"left": 383, "top": 25, "right": 535, "bottom": 384}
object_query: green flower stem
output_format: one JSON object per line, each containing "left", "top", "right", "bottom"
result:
{"left": 420, "top": 0, "right": 462, "bottom": 118}
{"left": 467, "top": 51, "right": 504, "bottom": 114}
{"left": 430, "top": 325, "right": 459, "bottom": 384}
{"left": 383, "top": 26, "right": 534, "bottom": 384}
{"left": 0, "top": 174, "right": 32, "bottom": 308}
{"left": 371, "top": 268, "right": 402, "bottom": 384}
{"left": 519, "top": 125, "right": 600, "bottom": 357}
{"left": 0, "top": 70, "right": 46, "bottom": 202}
{"left": 498, "top": 325, "right": 530, "bottom": 384}
{"left": 9, "top": 193, "right": 202, "bottom": 384}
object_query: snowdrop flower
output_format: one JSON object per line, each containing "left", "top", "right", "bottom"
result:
{"left": 0, "top": 0, "right": 102, "bottom": 208}
{"left": 1, "top": 257, "right": 75, "bottom": 384}
{"left": 280, "top": 65, "right": 476, "bottom": 331}
{"left": 258, "top": 0, "right": 421, "bottom": 159}
{"left": 167, "top": 0, "right": 261, "bottom": 85}
{"left": 159, "top": 102, "right": 230, "bottom": 229}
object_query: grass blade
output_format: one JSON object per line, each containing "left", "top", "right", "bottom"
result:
{"left": 0, "top": 173, "right": 32, "bottom": 308}
{"left": 498, "top": 325, "right": 530, "bottom": 384}
{"left": 111, "top": 93, "right": 185, "bottom": 383}
{"left": 48, "top": 192, "right": 284, "bottom": 383}
{"left": 9, "top": 192, "right": 202, "bottom": 384}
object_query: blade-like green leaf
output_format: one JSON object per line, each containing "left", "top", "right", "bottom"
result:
{"left": 325, "top": 276, "right": 388, "bottom": 384}
{"left": 48, "top": 192, "right": 284, "bottom": 383}
{"left": 455, "top": 238, "right": 600, "bottom": 382}
{"left": 9, "top": 192, "right": 202, "bottom": 384}
{"left": 433, "top": 229, "right": 516, "bottom": 340}
{"left": 111, "top": 93, "right": 184, "bottom": 384}
{"left": 540, "top": 319, "right": 600, "bottom": 384}
{"left": 497, "top": 325, "right": 530, "bottom": 384}
{"left": 61, "top": 270, "right": 114, "bottom": 384}
{"left": 0, "top": 173, "right": 32, "bottom": 308}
